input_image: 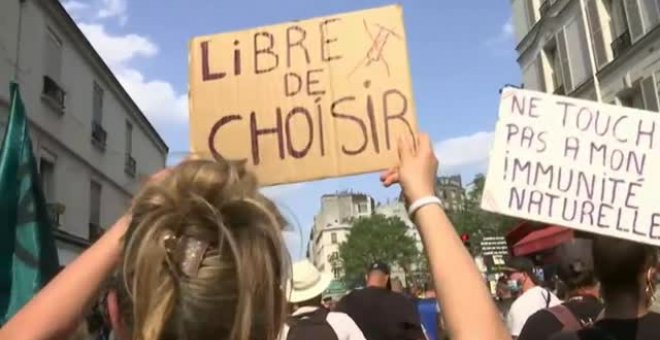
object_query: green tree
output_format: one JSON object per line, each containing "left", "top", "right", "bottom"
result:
{"left": 447, "top": 174, "right": 521, "bottom": 253}
{"left": 339, "top": 214, "right": 421, "bottom": 288}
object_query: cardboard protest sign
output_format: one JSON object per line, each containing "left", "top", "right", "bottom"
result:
{"left": 189, "top": 5, "right": 417, "bottom": 186}
{"left": 482, "top": 88, "right": 660, "bottom": 246}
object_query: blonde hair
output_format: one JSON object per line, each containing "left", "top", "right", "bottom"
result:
{"left": 117, "top": 159, "right": 288, "bottom": 340}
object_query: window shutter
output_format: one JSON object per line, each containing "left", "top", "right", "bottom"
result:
{"left": 624, "top": 0, "right": 644, "bottom": 41}
{"left": 586, "top": 0, "right": 608, "bottom": 68}
{"left": 640, "top": 0, "right": 660, "bottom": 32}
{"left": 523, "top": 58, "right": 541, "bottom": 91}
{"left": 565, "top": 17, "right": 592, "bottom": 87}
{"left": 641, "top": 76, "right": 659, "bottom": 111}
{"left": 536, "top": 57, "right": 546, "bottom": 92}
{"left": 44, "top": 29, "right": 63, "bottom": 82}
{"left": 556, "top": 29, "right": 573, "bottom": 91}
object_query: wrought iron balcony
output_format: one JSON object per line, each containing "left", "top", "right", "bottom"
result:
{"left": 91, "top": 121, "right": 107, "bottom": 150}
{"left": 611, "top": 30, "right": 632, "bottom": 59}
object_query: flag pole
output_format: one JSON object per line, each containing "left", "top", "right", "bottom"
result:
{"left": 579, "top": 0, "right": 602, "bottom": 102}
{"left": 14, "top": 0, "right": 26, "bottom": 82}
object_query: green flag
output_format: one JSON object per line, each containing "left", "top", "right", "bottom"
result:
{"left": 0, "top": 82, "right": 60, "bottom": 324}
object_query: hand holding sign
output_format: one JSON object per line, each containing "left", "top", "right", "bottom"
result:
{"left": 381, "top": 134, "right": 438, "bottom": 203}
{"left": 188, "top": 5, "right": 417, "bottom": 186}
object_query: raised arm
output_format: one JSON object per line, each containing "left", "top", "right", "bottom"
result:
{"left": 381, "top": 134, "right": 508, "bottom": 340}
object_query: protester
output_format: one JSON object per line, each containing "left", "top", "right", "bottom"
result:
{"left": 496, "top": 275, "right": 512, "bottom": 301}
{"left": 336, "top": 261, "right": 424, "bottom": 340}
{"left": 417, "top": 283, "right": 441, "bottom": 340}
{"left": 280, "top": 259, "right": 364, "bottom": 340}
{"left": 1, "top": 134, "right": 509, "bottom": 340}
{"left": 0, "top": 159, "right": 289, "bottom": 340}
{"left": 552, "top": 236, "right": 660, "bottom": 340}
{"left": 518, "top": 239, "right": 602, "bottom": 340}
{"left": 504, "top": 256, "right": 561, "bottom": 338}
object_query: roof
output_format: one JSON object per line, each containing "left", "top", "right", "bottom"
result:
{"left": 40, "top": 0, "right": 169, "bottom": 154}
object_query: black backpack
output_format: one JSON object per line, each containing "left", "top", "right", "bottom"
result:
{"left": 286, "top": 308, "right": 339, "bottom": 340}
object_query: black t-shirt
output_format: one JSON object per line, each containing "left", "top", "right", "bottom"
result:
{"left": 551, "top": 312, "right": 660, "bottom": 340}
{"left": 336, "top": 286, "right": 425, "bottom": 340}
{"left": 518, "top": 295, "right": 603, "bottom": 340}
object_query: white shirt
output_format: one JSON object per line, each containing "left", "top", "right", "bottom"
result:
{"left": 506, "top": 286, "right": 561, "bottom": 336}
{"left": 279, "top": 306, "right": 366, "bottom": 340}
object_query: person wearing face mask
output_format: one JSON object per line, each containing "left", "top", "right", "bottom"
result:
{"left": 517, "top": 239, "right": 603, "bottom": 340}
{"left": 504, "top": 257, "right": 561, "bottom": 338}
{"left": 551, "top": 236, "right": 660, "bottom": 340}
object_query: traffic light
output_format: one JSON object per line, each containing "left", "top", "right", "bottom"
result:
{"left": 460, "top": 233, "right": 470, "bottom": 248}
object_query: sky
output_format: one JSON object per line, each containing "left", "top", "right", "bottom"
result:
{"left": 62, "top": 0, "right": 521, "bottom": 259}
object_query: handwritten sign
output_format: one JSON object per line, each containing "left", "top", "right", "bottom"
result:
{"left": 188, "top": 5, "right": 417, "bottom": 186}
{"left": 482, "top": 88, "right": 660, "bottom": 246}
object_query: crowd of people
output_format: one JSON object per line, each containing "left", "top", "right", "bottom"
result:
{"left": 0, "top": 134, "right": 658, "bottom": 340}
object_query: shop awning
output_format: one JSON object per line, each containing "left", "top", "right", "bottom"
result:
{"left": 512, "top": 225, "right": 574, "bottom": 256}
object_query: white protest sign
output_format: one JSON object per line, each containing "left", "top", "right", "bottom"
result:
{"left": 482, "top": 88, "right": 660, "bottom": 246}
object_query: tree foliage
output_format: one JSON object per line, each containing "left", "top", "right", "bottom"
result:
{"left": 339, "top": 214, "right": 420, "bottom": 288}
{"left": 446, "top": 174, "right": 520, "bottom": 253}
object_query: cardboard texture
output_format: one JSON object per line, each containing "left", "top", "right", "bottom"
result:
{"left": 482, "top": 88, "right": 660, "bottom": 246}
{"left": 189, "top": 5, "right": 417, "bottom": 186}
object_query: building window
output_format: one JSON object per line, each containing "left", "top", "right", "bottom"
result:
{"left": 39, "top": 157, "right": 55, "bottom": 203}
{"left": 357, "top": 202, "right": 368, "bottom": 213}
{"left": 89, "top": 180, "right": 102, "bottom": 241}
{"left": 604, "top": 0, "right": 629, "bottom": 39}
{"left": 91, "top": 82, "right": 107, "bottom": 150}
{"left": 639, "top": 0, "right": 660, "bottom": 34}
{"left": 565, "top": 17, "right": 592, "bottom": 88}
{"left": 623, "top": 0, "right": 644, "bottom": 41}
{"left": 93, "top": 82, "right": 103, "bottom": 124}
{"left": 331, "top": 232, "right": 337, "bottom": 244}
{"left": 619, "top": 85, "right": 645, "bottom": 110}
{"left": 555, "top": 29, "right": 572, "bottom": 92}
{"left": 641, "top": 76, "right": 659, "bottom": 112}
{"left": 125, "top": 121, "right": 133, "bottom": 155}
{"left": 125, "top": 121, "right": 136, "bottom": 177}
{"left": 42, "top": 28, "right": 65, "bottom": 112}
{"left": 585, "top": 0, "right": 609, "bottom": 68}
{"left": 44, "top": 28, "right": 62, "bottom": 83}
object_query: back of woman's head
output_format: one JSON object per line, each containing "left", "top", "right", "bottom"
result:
{"left": 593, "top": 235, "right": 657, "bottom": 300}
{"left": 117, "top": 159, "right": 288, "bottom": 340}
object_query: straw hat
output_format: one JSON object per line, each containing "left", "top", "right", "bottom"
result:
{"left": 288, "top": 259, "right": 333, "bottom": 304}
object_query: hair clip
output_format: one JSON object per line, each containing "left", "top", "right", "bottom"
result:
{"left": 177, "top": 236, "right": 210, "bottom": 277}
{"left": 159, "top": 230, "right": 209, "bottom": 277}
{"left": 160, "top": 230, "right": 178, "bottom": 253}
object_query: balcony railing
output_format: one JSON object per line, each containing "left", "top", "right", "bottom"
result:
{"left": 125, "top": 154, "right": 136, "bottom": 178}
{"left": 42, "top": 76, "right": 65, "bottom": 111}
{"left": 91, "top": 121, "right": 107, "bottom": 150}
{"left": 46, "top": 203, "right": 65, "bottom": 227}
{"left": 611, "top": 30, "right": 632, "bottom": 59}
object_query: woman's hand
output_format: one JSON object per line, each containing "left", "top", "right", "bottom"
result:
{"left": 380, "top": 133, "right": 438, "bottom": 203}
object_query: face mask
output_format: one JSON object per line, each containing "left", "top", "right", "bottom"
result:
{"left": 508, "top": 279, "right": 521, "bottom": 292}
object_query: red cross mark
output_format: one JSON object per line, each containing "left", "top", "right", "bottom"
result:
{"left": 349, "top": 20, "right": 402, "bottom": 78}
